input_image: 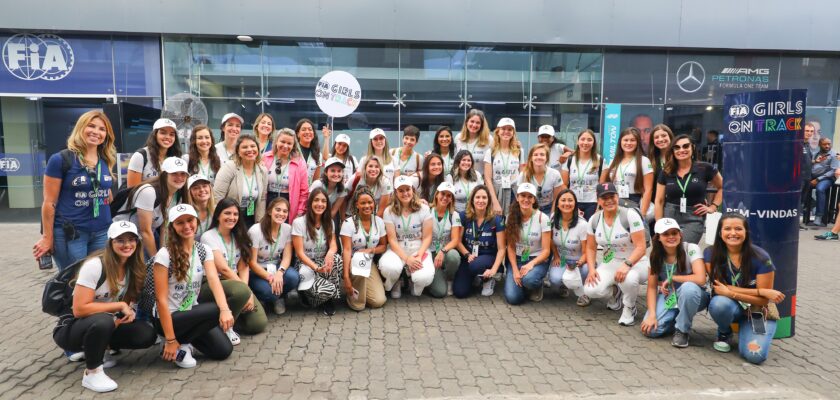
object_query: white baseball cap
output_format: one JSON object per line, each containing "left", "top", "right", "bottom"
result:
{"left": 323, "top": 157, "right": 345, "bottom": 169}
{"left": 188, "top": 174, "right": 211, "bottom": 189}
{"left": 161, "top": 157, "right": 188, "bottom": 174}
{"left": 497, "top": 118, "right": 515, "bottom": 129}
{"left": 153, "top": 118, "right": 177, "bottom": 131}
{"left": 168, "top": 204, "right": 198, "bottom": 223}
{"left": 654, "top": 218, "right": 682, "bottom": 234}
{"left": 335, "top": 134, "right": 351, "bottom": 145}
{"left": 108, "top": 221, "right": 139, "bottom": 239}
{"left": 517, "top": 182, "right": 537, "bottom": 197}
{"left": 221, "top": 113, "right": 244, "bottom": 125}
{"left": 394, "top": 175, "right": 413, "bottom": 189}
{"left": 369, "top": 128, "right": 386, "bottom": 139}
{"left": 436, "top": 182, "right": 455, "bottom": 195}
{"left": 538, "top": 125, "right": 555, "bottom": 136}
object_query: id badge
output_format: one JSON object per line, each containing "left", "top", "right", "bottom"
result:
{"left": 560, "top": 254, "right": 567, "bottom": 268}
{"left": 603, "top": 247, "right": 615, "bottom": 263}
{"left": 265, "top": 263, "right": 277, "bottom": 275}
{"left": 664, "top": 292, "right": 678, "bottom": 309}
{"left": 617, "top": 184, "right": 630, "bottom": 199}
{"left": 520, "top": 247, "right": 530, "bottom": 263}
{"left": 247, "top": 200, "right": 255, "bottom": 216}
{"left": 679, "top": 197, "right": 687, "bottom": 213}
{"left": 471, "top": 243, "right": 479, "bottom": 257}
{"left": 501, "top": 176, "right": 511, "bottom": 189}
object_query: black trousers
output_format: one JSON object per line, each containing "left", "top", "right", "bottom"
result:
{"left": 153, "top": 303, "right": 232, "bottom": 361}
{"left": 54, "top": 313, "right": 157, "bottom": 370}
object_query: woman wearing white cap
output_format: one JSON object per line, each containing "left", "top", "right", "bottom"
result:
{"left": 358, "top": 128, "right": 396, "bottom": 183}
{"left": 452, "top": 185, "right": 507, "bottom": 298}
{"left": 264, "top": 128, "right": 309, "bottom": 223}
{"left": 445, "top": 150, "right": 483, "bottom": 213}
{"left": 548, "top": 189, "right": 592, "bottom": 306}
{"left": 127, "top": 118, "right": 182, "bottom": 188}
{"left": 248, "top": 197, "right": 294, "bottom": 315}
{"left": 455, "top": 109, "right": 493, "bottom": 173}
{"left": 379, "top": 176, "right": 435, "bottom": 298}
{"left": 514, "top": 143, "right": 565, "bottom": 216}
{"left": 321, "top": 127, "right": 358, "bottom": 187}
{"left": 600, "top": 127, "right": 654, "bottom": 216}
{"left": 215, "top": 113, "right": 243, "bottom": 161}
{"left": 353, "top": 156, "right": 393, "bottom": 218}
{"left": 583, "top": 183, "right": 650, "bottom": 326}
{"left": 641, "top": 218, "right": 708, "bottom": 348}
{"left": 53, "top": 221, "right": 156, "bottom": 393}
{"left": 537, "top": 125, "right": 573, "bottom": 173}
{"left": 484, "top": 117, "right": 523, "bottom": 216}
{"left": 392, "top": 125, "right": 424, "bottom": 186}
{"left": 154, "top": 205, "right": 235, "bottom": 371}
{"left": 213, "top": 135, "right": 269, "bottom": 226}
{"left": 310, "top": 157, "right": 349, "bottom": 220}
{"left": 504, "top": 183, "right": 552, "bottom": 305}
{"left": 186, "top": 174, "right": 215, "bottom": 239}
{"left": 184, "top": 125, "right": 221, "bottom": 184}
{"left": 561, "top": 129, "right": 603, "bottom": 220}
{"left": 341, "top": 187, "right": 388, "bottom": 311}
{"left": 426, "top": 182, "right": 463, "bottom": 297}
{"left": 295, "top": 118, "right": 321, "bottom": 185}
{"left": 113, "top": 157, "right": 190, "bottom": 256}
{"left": 252, "top": 113, "right": 276, "bottom": 155}
{"left": 291, "top": 187, "right": 344, "bottom": 315}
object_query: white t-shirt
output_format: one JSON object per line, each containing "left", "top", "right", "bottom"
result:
{"left": 548, "top": 143, "right": 568, "bottom": 172}
{"left": 195, "top": 213, "right": 212, "bottom": 239}
{"left": 455, "top": 135, "right": 494, "bottom": 171}
{"left": 267, "top": 159, "right": 291, "bottom": 194}
{"left": 215, "top": 142, "right": 234, "bottom": 162}
{"left": 181, "top": 154, "right": 217, "bottom": 183}
{"left": 301, "top": 150, "right": 319, "bottom": 185}
{"left": 340, "top": 216, "right": 387, "bottom": 252}
{"left": 587, "top": 210, "right": 647, "bottom": 261}
{"left": 74, "top": 257, "right": 126, "bottom": 303}
{"left": 291, "top": 216, "right": 333, "bottom": 260}
{"left": 430, "top": 207, "right": 462, "bottom": 253}
{"left": 658, "top": 243, "right": 704, "bottom": 289}
{"left": 201, "top": 228, "right": 243, "bottom": 272}
{"left": 483, "top": 148, "right": 523, "bottom": 191}
{"left": 513, "top": 168, "right": 564, "bottom": 209}
{"left": 127, "top": 147, "right": 158, "bottom": 181}
{"left": 355, "top": 177, "right": 393, "bottom": 205}
{"left": 310, "top": 180, "right": 349, "bottom": 206}
{"left": 610, "top": 156, "right": 654, "bottom": 196}
{"left": 445, "top": 172, "right": 483, "bottom": 213}
{"left": 514, "top": 211, "right": 551, "bottom": 257}
{"left": 238, "top": 170, "right": 261, "bottom": 209}
{"left": 359, "top": 155, "right": 397, "bottom": 183}
{"left": 112, "top": 184, "right": 165, "bottom": 229}
{"left": 154, "top": 244, "right": 214, "bottom": 313}
{"left": 248, "top": 223, "right": 292, "bottom": 264}
{"left": 562, "top": 156, "right": 601, "bottom": 203}
{"left": 391, "top": 148, "right": 424, "bottom": 177}
{"left": 551, "top": 218, "right": 589, "bottom": 262}
{"left": 383, "top": 203, "right": 433, "bottom": 251}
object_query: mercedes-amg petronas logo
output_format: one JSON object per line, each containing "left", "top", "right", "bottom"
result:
{"left": 676, "top": 61, "right": 705, "bottom": 93}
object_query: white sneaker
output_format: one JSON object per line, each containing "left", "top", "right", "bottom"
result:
{"left": 102, "top": 351, "right": 117, "bottom": 369}
{"left": 273, "top": 298, "right": 286, "bottom": 315}
{"left": 606, "top": 286, "right": 622, "bottom": 311}
{"left": 618, "top": 306, "right": 637, "bottom": 326}
{"left": 410, "top": 280, "right": 422, "bottom": 296}
{"left": 66, "top": 351, "right": 85, "bottom": 362}
{"left": 155, "top": 335, "right": 162, "bottom": 345}
{"left": 82, "top": 366, "right": 117, "bottom": 393}
{"left": 390, "top": 283, "right": 402, "bottom": 299}
{"left": 447, "top": 281, "right": 454, "bottom": 296}
{"left": 225, "top": 328, "right": 241, "bottom": 346}
{"left": 175, "top": 344, "right": 197, "bottom": 368}
{"left": 481, "top": 278, "right": 496, "bottom": 296}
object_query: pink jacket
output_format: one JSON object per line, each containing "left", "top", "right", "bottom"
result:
{"left": 263, "top": 153, "right": 310, "bottom": 222}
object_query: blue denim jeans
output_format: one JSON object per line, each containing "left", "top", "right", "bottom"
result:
{"left": 52, "top": 225, "right": 108, "bottom": 271}
{"left": 452, "top": 254, "right": 496, "bottom": 299}
{"left": 249, "top": 266, "right": 301, "bottom": 305}
{"left": 643, "top": 282, "right": 710, "bottom": 337}
{"left": 815, "top": 178, "right": 833, "bottom": 217}
{"left": 504, "top": 257, "right": 550, "bottom": 305}
{"left": 708, "top": 295, "right": 777, "bottom": 365}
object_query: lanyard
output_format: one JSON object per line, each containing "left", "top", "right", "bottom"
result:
{"left": 443, "top": 152, "right": 453, "bottom": 173}
{"left": 435, "top": 209, "right": 449, "bottom": 252}
{"left": 600, "top": 213, "right": 617, "bottom": 248}
{"left": 618, "top": 158, "right": 633, "bottom": 184}
{"left": 521, "top": 212, "right": 535, "bottom": 247}
{"left": 217, "top": 231, "right": 236, "bottom": 269}
{"left": 459, "top": 178, "right": 472, "bottom": 203}
{"left": 314, "top": 226, "right": 325, "bottom": 255}
{"left": 199, "top": 159, "right": 211, "bottom": 177}
{"left": 243, "top": 169, "right": 257, "bottom": 200}
{"left": 267, "top": 226, "right": 282, "bottom": 262}
{"left": 664, "top": 262, "right": 676, "bottom": 286}
{"left": 557, "top": 224, "right": 570, "bottom": 252}
{"left": 398, "top": 149, "right": 414, "bottom": 172}
{"left": 199, "top": 216, "right": 210, "bottom": 236}
{"left": 360, "top": 217, "right": 376, "bottom": 248}
{"left": 472, "top": 218, "right": 486, "bottom": 245}
{"left": 400, "top": 213, "right": 413, "bottom": 241}
{"left": 178, "top": 245, "right": 198, "bottom": 312}
{"left": 80, "top": 156, "right": 102, "bottom": 218}
{"left": 499, "top": 150, "right": 512, "bottom": 176}
{"left": 676, "top": 173, "right": 693, "bottom": 198}
{"left": 726, "top": 256, "right": 741, "bottom": 286}
{"left": 575, "top": 158, "right": 592, "bottom": 184}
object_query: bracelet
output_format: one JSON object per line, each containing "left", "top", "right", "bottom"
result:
{"left": 165, "top": 338, "right": 176, "bottom": 343}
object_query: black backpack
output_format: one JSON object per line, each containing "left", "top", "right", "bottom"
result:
{"left": 42, "top": 257, "right": 106, "bottom": 317}
{"left": 136, "top": 243, "right": 207, "bottom": 316}
{"left": 110, "top": 183, "right": 162, "bottom": 217}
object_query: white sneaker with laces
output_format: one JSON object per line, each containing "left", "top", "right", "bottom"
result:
{"left": 175, "top": 344, "right": 197, "bottom": 368}
{"left": 618, "top": 306, "right": 637, "bottom": 326}
{"left": 390, "top": 283, "right": 402, "bottom": 299}
{"left": 481, "top": 278, "right": 496, "bottom": 296}
{"left": 410, "top": 280, "right": 422, "bottom": 296}
{"left": 225, "top": 328, "right": 241, "bottom": 346}
{"left": 447, "top": 281, "right": 453, "bottom": 296}
{"left": 67, "top": 351, "right": 85, "bottom": 362}
{"left": 606, "top": 286, "right": 622, "bottom": 311}
{"left": 102, "top": 351, "right": 117, "bottom": 369}
{"left": 82, "top": 366, "right": 118, "bottom": 393}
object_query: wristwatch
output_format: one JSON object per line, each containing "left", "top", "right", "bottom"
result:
{"left": 623, "top": 259, "right": 633, "bottom": 267}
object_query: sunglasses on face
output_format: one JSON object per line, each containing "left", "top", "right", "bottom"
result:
{"left": 672, "top": 143, "right": 691, "bottom": 151}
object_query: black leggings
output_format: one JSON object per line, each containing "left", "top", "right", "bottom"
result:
{"left": 53, "top": 313, "right": 157, "bottom": 370}
{"left": 153, "top": 303, "right": 232, "bottom": 361}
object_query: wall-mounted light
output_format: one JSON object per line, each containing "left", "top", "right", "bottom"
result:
{"left": 237, "top": 35, "right": 253, "bottom": 42}
{"left": 706, "top": 106, "right": 713, "bottom": 111}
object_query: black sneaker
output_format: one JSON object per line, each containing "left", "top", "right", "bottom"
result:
{"left": 815, "top": 232, "right": 840, "bottom": 241}
{"left": 321, "top": 299, "right": 336, "bottom": 316}
{"left": 671, "top": 330, "right": 689, "bottom": 348}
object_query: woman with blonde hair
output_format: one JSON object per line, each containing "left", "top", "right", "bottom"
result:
{"left": 358, "top": 128, "right": 396, "bottom": 183}
{"left": 515, "top": 143, "right": 565, "bottom": 216}
{"left": 253, "top": 113, "right": 276, "bottom": 155}
{"left": 264, "top": 128, "right": 309, "bottom": 222}
{"left": 213, "top": 135, "right": 269, "bottom": 226}
{"left": 483, "top": 118, "right": 523, "bottom": 216}
{"left": 353, "top": 156, "right": 393, "bottom": 218}
{"left": 455, "top": 109, "right": 493, "bottom": 172}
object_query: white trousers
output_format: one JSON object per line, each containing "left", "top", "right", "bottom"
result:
{"left": 379, "top": 248, "right": 435, "bottom": 296}
{"left": 583, "top": 258, "right": 650, "bottom": 308}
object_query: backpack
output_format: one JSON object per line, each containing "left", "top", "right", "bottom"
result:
{"left": 110, "top": 183, "right": 163, "bottom": 217}
{"left": 136, "top": 243, "right": 207, "bottom": 316}
{"left": 588, "top": 206, "right": 651, "bottom": 248}
{"left": 42, "top": 257, "right": 106, "bottom": 317}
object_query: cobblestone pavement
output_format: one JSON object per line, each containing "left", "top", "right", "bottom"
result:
{"left": 1, "top": 223, "right": 838, "bottom": 400}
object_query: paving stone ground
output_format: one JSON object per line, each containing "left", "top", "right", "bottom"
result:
{"left": 1, "top": 223, "right": 838, "bottom": 399}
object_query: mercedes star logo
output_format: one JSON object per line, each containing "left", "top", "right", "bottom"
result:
{"left": 676, "top": 61, "right": 705, "bottom": 93}
{"left": 177, "top": 205, "right": 186, "bottom": 211}
{"left": 120, "top": 222, "right": 130, "bottom": 228}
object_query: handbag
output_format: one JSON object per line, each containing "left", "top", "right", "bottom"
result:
{"left": 750, "top": 303, "right": 780, "bottom": 321}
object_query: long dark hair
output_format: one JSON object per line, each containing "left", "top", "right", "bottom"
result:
{"left": 572, "top": 129, "right": 600, "bottom": 172}
{"left": 664, "top": 134, "right": 695, "bottom": 175}
{"left": 710, "top": 213, "right": 760, "bottom": 287}
{"left": 164, "top": 214, "right": 196, "bottom": 283}
{"left": 143, "top": 127, "right": 182, "bottom": 174}
{"left": 128, "top": 172, "right": 189, "bottom": 224}
{"left": 551, "top": 189, "right": 580, "bottom": 230}
{"left": 450, "top": 149, "right": 478, "bottom": 182}
{"left": 505, "top": 192, "right": 538, "bottom": 244}
{"left": 648, "top": 124, "right": 674, "bottom": 177}
{"left": 305, "top": 187, "right": 333, "bottom": 240}
{"left": 187, "top": 125, "right": 221, "bottom": 175}
{"left": 433, "top": 126, "right": 454, "bottom": 158}
{"left": 80, "top": 237, "right": 145, "bottom": 303}
{"left": 420, "top": 153, "right": 446, "bottom": 202}
{"left": 649, "top": 231, "right": 688, "bottom": 276}
{"left": 606, "top": 127, "right": 645, "bottom": 193}
{"left": 295, "top": 118, "right": 319, "bottom": 153}
{"left": 209, "top": 198, "right": 252, "bottom": 265}
{"left": 260, "top": 197, "right": 290, "bottom": 245}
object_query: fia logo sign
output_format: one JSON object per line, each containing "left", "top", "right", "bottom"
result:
{"left": 2, "top": 33, "right": 74, "bottom": 81}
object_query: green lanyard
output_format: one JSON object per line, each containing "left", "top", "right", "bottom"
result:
{"left": 499, "top": 150, "right": 511, "bottom": 176}
{"left": 575, "top": 158, "right": 592, "bottom": 185}
{"left": 199, "top": 160, "right": 211, "bottom": 178}
{"left": 600, "top": 213, "right": 617, "bottom": 248}
{"left": 360, "top": 218, "right": 376, "bottom": 249}
{"left": 435, "top": 209, "right": 449, "bottom": 253}
{"left": 663, "top": 261, "right": 678, "bottom": 309}
{"left": 676, "top": 173, "right": 693, "bottom": 198}
{"left": 199, "top": 215, "right": 210, "bottom": 236}
{"left": 267, "top": 226, "right": 282, "bottom": 263}
{"left": 398, "top": 148, "right": 414, "bottom": 172}
{"left": 242, "top": 169, "right": 257, "bottom": 216}
{"left": 664, "top": 262, "right": 676, "bottom": 285}
{"left": 521, "top": 213, "right": 536, "bottom": 250}
{"left": 217, "top": 231, "right": 236, "bottom": 269}
{"left": 80, "top": 156, "right": 102, "bottom": 218}
{"left": 178, "top": 245, "right": 198, "bottom": 312}
{"left": 314, "top": 227, "right": 325, "bottom": 255}
{"left": 618, "top": 158, "right": 633, "bottom": 184}
{"left": 400, "top": 213, "right": 413, "bottom": 241}
{"left": 459, "top": 178, "right": 472, "bottom": 204}
{"left": 472, "top": 218, "right": 486, "bottom": 247}
{"left": 726, "top": 255, "right": 748, "bottom": 309}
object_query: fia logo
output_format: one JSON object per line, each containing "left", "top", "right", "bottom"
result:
{"left": 72, "top": 175, "right": 88, "bottom": 186}
{"left": 0, "top": 157, "right": 20, "bottom": 172}
{"left": 2, "top": 33, "right": 74, "bottom": 81}
{"left": 729, "top": 104, "right": 749, "bottom": 118}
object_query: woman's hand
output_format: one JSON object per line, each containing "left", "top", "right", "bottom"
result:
{"left": 322, "top": 254, "right": 335, "bottom": 274}
{"left": 118, "top": 303, "right": 136, "bottom": 324}
{"left": 640, "top": 314, "right": 658, "bottom": 336}
{"left": 614, "top": 264, "right": 630, "bottom": 283}
{"left": 219, "top": 309, "right": 234, "bottom": 331}
{"left": 33, "top": 236, "right": 53, "bottom": 259}
{"left": 658, "top": 280, "right": 671, "bottom": 296}
{"left": 551, "top": 257, "right": 561, "bottom": 268}
{"left": 512, "top": 268, "right": 523, "bottom": 287}
{"left": 243, "top": 294, "right": 256, "bottom": 312}
{"left": 162, "top": 340, "right": 180, "bottom": 361}
{"left": 492, "top": 201, "right": 503, "bottom": 216}
{"left": 585, "top": 267, "right": 600, "bottom": 287}
{"left": 271, "top": 270, "right": 285, "bottom": 295}
{"left": 344, "top": 282, "right": 357, "bottom": 299}
{"left": 519, "top": 261, "right": 534, "bottom": 277}
{"left": 434, "top": 251, "right": 444, "bottom": 269}
{"left": 712, "top": 280, "right": 731, "bottom": 298}
{"left": 693, "top": 202, "right": 716, "bottom": 216}
{"left": 322, "top": 124, "right": 332, "bottom": 139}
{"left": 761, "top": 288, "right": 786, "bottom": 304}
{"left": 481, "top": 269, "right": 495, "bottom": 280}
{"left": 467, "top": 253, "right": 477, "bottom": 263}
{"left": 406, "top": 254, "right": 423, "bottom": 272}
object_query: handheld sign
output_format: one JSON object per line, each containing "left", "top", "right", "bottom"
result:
{"left": 315, "top": 71, "right": 362, "bottom": 118}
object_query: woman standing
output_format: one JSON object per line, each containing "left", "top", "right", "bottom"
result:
{"left": 359, "top": 128, "right": 396, "bottom": 183}
{"left": 214, "top": 113, "right": 244, "bottom": 162}
{"left": 654, "top": 134, "right": 722, "bottom": 244}
{"left": 186, "top": 174, "right": 215, "bottom": 239}
{"left": 248, "top": 198, "right": 295, "bottom": 315}
{"left": 640, "top": 218, "right": 708, "bottom": 347}
{"left": 264, "top": 128, "right": 309, "bottom": 222}
{"left": 504, "top": 183, "right": 552, "bottom": 305}
{"left": 213, "top": 135, "right": 269, "bottom": 226}
{"left": 418, "top": 153, "right": 446, "bottom": 204}
{"left": 483, "top": 118, "right": 523, "bottom": 216}
{"left": 353, "top": 157, "right": 393, "bottom": 218}
{"left": 455, "top": 109, "right": 493, "bottom": 173}
{"left": 35, "top": 110, "right": 117, "bottom": 270}
{"left": 310, "top": 157, "right": 349, "bottom": 220}
{"left": 295, "top": 118, "right": 321, "bottom": 185}
{"left": 704, "top": 213, "right": 785, "bottom": 364}
{"left": 601, "top": 128, "right": 654, "bottom": 216}
{"left": 426, "top": 183, "right": 463, "bottom": 298}
{"left": 340, "top": 187, "right": 388, "bottom": 311}
{"left": 292, "top": 188, "right": 344, "bottom": 315}
{"left": 127, "top": 118, "right": 181, "bottom": 187}
{"left": 184, "top": 125, "right": 221, "bottom": 183}
{"left": 647, "top": 124, "right": 674, "bottom": 217}
{"left": 392, "top": 125, "right": 424, "bottom": 186}
{"left": 561, "top": 129, "right": 603, "bottom": 219}
{"left": 515, "top": 144, "right": 564, "bottom": 216}
{"left": 547, "top": 190, "right": 591, "bottom": 306}
{"left": 452, "top": 186, "right": 506, "bottom": 298}
{"left": 253, "top": 113, "right": 276, "bottom": 155}
{"left": 53, "top": 221, "right": 156, "bottom": 393}
{"left": 429, "top": 126, "right": 456, "bottom": 176}
{"left": 537, "top": 125, "right": 573, "bottom": 173}
{"left": 445, "top": 150, "right": 483, "bottom": 213}
{"left": 379, "top": 176, "right": 435, "bottom": 298}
